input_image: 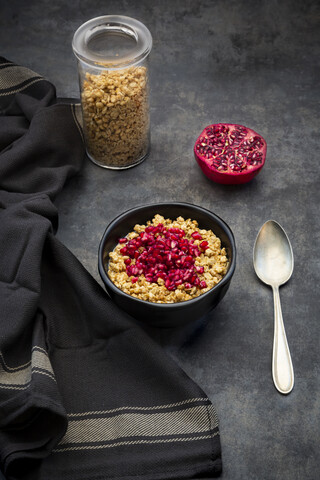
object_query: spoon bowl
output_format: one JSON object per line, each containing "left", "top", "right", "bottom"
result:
{"left": 253, "top": 220, "right": 294, "bottom": 394}
{"left": 253, "top": 220, "right": 294, "bottom": 287}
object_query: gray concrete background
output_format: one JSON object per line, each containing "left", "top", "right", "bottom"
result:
{"left": 1, "top": 0, "right": 319, "bottom": 478}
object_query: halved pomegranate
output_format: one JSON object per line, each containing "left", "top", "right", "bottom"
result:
{"left": 194, "top": 123, "right": 267, "bottom": 185}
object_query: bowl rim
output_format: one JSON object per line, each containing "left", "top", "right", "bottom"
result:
{"left": 98, "top": 202, "right": 236, "bottom": 309}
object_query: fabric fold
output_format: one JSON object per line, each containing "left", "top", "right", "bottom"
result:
{"left": 0, "top": 57, "right": 222, "bottom": 480}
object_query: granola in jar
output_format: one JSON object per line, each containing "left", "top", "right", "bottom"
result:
{"left": 81, "top": 66, "right": 149, "bottom": 168}
{"left": 72, "top": 15, "right": 152, "bottom": 169}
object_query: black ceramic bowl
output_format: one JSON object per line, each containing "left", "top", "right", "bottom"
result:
{"left": 98, "top": 202, "right": 236, "bottom": 328}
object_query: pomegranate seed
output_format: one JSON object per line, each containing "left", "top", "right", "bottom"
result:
{"left": 196, "top": 266, "right": 204, "bottom": 274}
{"left": 191, "top": 232, "right": 203, "bottom": 240}
{"left": 200, "top": 280, "right": 207, "bottom": 289}
{"left": 117, "top": 223, "right": 213, "bottom": 291}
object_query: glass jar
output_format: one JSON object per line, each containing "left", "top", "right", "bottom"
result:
{"left": 72, "top": 15, "right": 152, "bottom": 169}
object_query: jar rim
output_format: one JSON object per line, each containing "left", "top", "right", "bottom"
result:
{"left": 72, "top": 15, "right": 152, "bottom": 69}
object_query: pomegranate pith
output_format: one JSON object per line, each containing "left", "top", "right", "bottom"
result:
{"left": 194, "top": 123, "right": 267, "bottom": 185}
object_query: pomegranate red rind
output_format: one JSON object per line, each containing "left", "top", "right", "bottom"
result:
{"left": 194, "top": 123, "right": 267, "bottom": 184}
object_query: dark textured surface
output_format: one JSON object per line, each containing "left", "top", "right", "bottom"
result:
{"left": 1, "top": 0, "right": 319, "bottom": 479}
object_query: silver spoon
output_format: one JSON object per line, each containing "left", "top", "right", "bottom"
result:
{"left": 253, "top": 220, "right": 294, "bottom": 394}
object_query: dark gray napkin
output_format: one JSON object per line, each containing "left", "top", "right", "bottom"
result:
{"left": 0, "top": 58, "right": 222, "bottom": 480}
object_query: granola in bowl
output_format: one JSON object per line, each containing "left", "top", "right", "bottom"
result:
{"left": 107, "top": 214, "right": 229, "bottom": 303}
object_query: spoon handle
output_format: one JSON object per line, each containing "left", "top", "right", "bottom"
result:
{"left": 272, "top": 286, "right": 294, "bottom": 394}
